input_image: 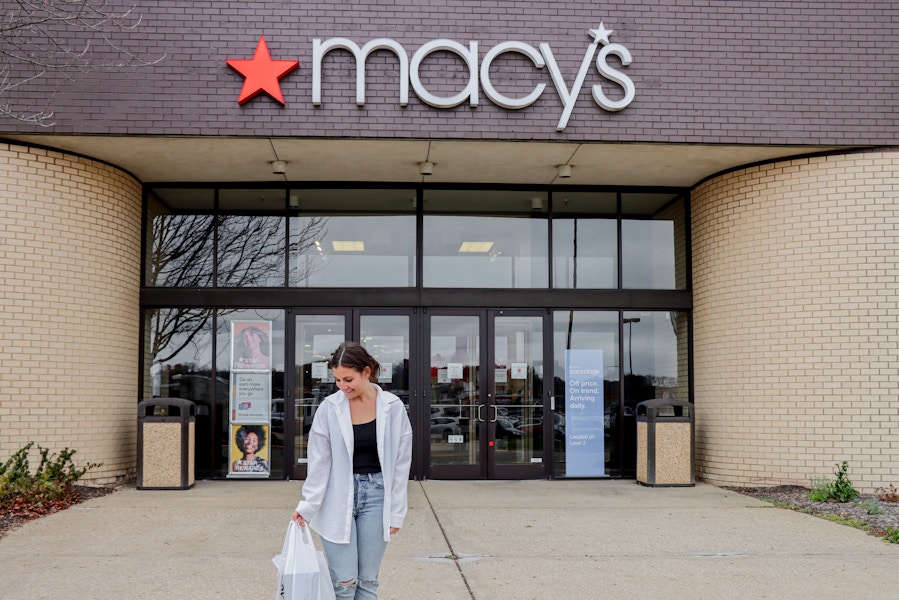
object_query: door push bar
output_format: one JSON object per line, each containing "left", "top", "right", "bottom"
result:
{"left": 476, "top": 404, "right": 498, "bottom": 423}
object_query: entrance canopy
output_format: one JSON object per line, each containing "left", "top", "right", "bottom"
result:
{"left": 1, "top": 135, "right": 844, "bottom": 186}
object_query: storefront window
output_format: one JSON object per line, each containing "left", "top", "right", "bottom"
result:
{"left": 289, "top": 188, "right": 416, "bottom": 287}
{"left": 621, "top": 310, "right": 690, "bottom": 475}
{"left": 423, "top": 190, "right": 549, "bottom": 288}
{"left": 142, "top": 308, "right": 216, "bottom": 477}
{"left": 217, "top": 215, "right": 286, "bottom": 287}
{"left": 142, "top": 184, "right": 691, "bottom": 481}
{"left": 621, "top": 193, "right": 687, "bottom": 290}
{"left": 145, "top": 185, "right": 688, "bottom": 292}
{"left": 552, "top": 311, "right": 619, "bottom": 478}
{"left": 215, "top": 309, "right": 285, "bottom": 479}
{"left": 552, "top": 192, "right": 618, "bottom": 288}
{"left": 145, "top": 189, "right": 215, "bottom": 287}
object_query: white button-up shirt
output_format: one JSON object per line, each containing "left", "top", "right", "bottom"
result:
{"left": 295, "top": 385, "right": 413, "bottom": 544}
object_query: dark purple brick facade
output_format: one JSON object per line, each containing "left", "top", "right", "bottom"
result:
{"left": 3, "top": 0, "right": 897, "bottom": 145}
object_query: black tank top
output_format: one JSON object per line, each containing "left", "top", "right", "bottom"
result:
{"left": 352, "top": 419, "right": 381, "bottom": 474}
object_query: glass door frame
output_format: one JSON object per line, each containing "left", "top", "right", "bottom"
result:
{"left": 286, "top": 309, "right": 349, "bottom": 480}
{"left": 423, "top": 308, "right": 551, "bottom": 480}
{"left": 487, "top": 309, "right": 551, "bottom": 480}
{"left": 422, "top": 309, "right": 485, "bottom": 480}
{"left": 286, "top": 307, "right": 420, "bottom": 480}
{"left": 287, "top": 307, "right": 554, "bottom": 481}
{"left": 355, "top": 308, "right": 423, "bottom": 481}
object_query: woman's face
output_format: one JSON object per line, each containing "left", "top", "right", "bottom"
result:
{"left": 242, "top": 432, "right": 259, "bottom": 454}
{"left": 242, "top": 329, "right": 261, "bottom": 351}
{"left": 333, "top": 365, "right": 371, "bottom": 401}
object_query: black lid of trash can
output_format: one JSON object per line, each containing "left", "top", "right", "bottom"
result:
{"left": 138, "top": 398, "right": 196, "bottom": 419}
{"left": 636, "top": 398, "right": 693, "bottom": 420}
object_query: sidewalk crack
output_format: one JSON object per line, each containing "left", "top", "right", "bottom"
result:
{"left": 419, "top": 481, "right": 476, "bottom": 599}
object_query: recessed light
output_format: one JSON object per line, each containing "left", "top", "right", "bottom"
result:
{"left": 459, "top": 241, "right": 494, "bottom": 253}
{"left": 332, "top": 241, "right": 365, "bottom": 251}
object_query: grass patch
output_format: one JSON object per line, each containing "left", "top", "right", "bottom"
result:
{"left": 883, "top": 528, "right": 899, "bottom": 544}
{"left": 818, "top": 514, "right": 871, "bottom": 532}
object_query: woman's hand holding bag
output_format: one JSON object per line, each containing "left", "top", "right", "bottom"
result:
{"left": 273, "top": 521, "right": 335, "bottom": 600}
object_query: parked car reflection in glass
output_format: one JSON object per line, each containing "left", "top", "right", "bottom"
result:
{"left": 430, "top": 416, "right": 464, "bottom": 441}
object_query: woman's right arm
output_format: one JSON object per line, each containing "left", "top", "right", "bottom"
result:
{"left": 293, "top": 409, "right": 333, "bottom": 523}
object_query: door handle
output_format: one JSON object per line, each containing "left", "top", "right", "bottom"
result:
{"left": 490, "top": 405, "right": 497, "bottom": 423}
{"left": 477, "top": 404, "right": 485, "bottom": 422}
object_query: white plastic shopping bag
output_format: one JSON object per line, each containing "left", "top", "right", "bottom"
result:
{"left": 273, "top": 521, "right": 336, "bottom": 600}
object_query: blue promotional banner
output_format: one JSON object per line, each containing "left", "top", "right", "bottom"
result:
{"left": 565, "top": 349, "right": 605, "bottom": 476}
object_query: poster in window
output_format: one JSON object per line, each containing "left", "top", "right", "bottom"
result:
{"left": 231, "top": 321, "right": 272, "bottom": 371}
{"left": 228, "top": 424, "right": 271, "bottom": 478}
{"left": 565, "top": 349, "right": 605, "bottom": 477}
{"left": 230, "top": 372, "right": 271, "bottom": 423}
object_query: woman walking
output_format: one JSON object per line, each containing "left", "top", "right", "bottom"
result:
{"left": 292, "top": 341, "right": 413, "bottom": 599}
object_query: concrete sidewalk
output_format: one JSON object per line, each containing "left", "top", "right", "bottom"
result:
{"left": 1, "top": 480, "right": 897, "bottom": 599}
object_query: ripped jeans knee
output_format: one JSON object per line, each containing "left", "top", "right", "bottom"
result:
{"left": 329, "top": 574, "right": 380, "bottom": 599}
{"left": 333, "top": 576, "right": 379, "bottom": 599}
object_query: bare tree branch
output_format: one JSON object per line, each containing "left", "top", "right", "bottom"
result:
{"left": 0, "top": 0, "right": 164, "bottom": 126}
{"left": 147, "top": 208, "right": 330, "bottom": 373}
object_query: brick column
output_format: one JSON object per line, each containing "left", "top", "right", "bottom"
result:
{"left": 691, "top": 150, "right": 899, "bottom": 491}
{"left": 0, "top": 143, "right": 142, "bottom": 485}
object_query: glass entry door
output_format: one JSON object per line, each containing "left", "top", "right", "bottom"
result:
{"left": 291, "top": 310, "right": 414, "bottom": 479}
{"left": 290, "top": 309, "right": 546, "bottom": 480}
{"left": 291, "top": 313, "right": 345, "bottom": 480}
{"left": 426, "top": 311, "right": 547, "bottom": 479}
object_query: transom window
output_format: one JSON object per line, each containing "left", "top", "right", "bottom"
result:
{"left": 145, "top": 186, "right": 687, "bottom": 290}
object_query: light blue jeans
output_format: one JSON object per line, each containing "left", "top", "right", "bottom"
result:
{"left": 320, "top": 472, "right": 389, "bottom": 600}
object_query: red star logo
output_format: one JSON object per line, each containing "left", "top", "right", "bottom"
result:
{"left": 226, "top": 36, "right": 299, "bottom": 105}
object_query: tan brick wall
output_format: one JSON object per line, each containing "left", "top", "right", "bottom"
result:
{"left": 0, "top": 143, "right": 141, "bottom": 485}
{"left": 692, "top": 150, "right": 899, "bottom": 492}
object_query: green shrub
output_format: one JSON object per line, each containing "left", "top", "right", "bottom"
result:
{"left": 883, "top": 528, "right": 899, "bottom": 544}
{"left": 808, "top": 461, "right": 860, "bottom": 503}
{"left": 0, "top": 442, "right": 101, "bottom": 509}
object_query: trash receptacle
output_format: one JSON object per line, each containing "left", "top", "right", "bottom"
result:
{"left": 137, "top": 398, "right": 195, "bottom": 490}
{"left": 636, "top": 399, "right": 694, "bottom": 487}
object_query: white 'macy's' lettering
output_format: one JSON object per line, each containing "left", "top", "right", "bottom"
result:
{"left": 311, "top": 24, "right": 634, "bottom": 130}
{"left": 312, "top": 37, "right": 410, "bottom": 106}
{"left": 593, "top": 43, "right": 635, "bottom": 112}
{"left": 480, "top": 41, "right": 547, "bottom": 109}
{"left": 410, "top": 39, "right": 479, "bottom": 108}
{"left": 539, "top": 40, "right": 599, "bottom": 131}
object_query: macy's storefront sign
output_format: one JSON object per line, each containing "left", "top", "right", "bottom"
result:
{"left": 226, "top": 23, "right": 635, "bottom": 131}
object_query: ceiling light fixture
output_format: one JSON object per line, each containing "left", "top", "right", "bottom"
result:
{"left": 271, "top": 160, "right": 287, "bottom": 174}
{"left": 419, "top": 161, "right": 434, "bottom": 176}
{"left": 556, "top": 164, "right": 572, "bottom": 178}
{"left": 459, "top": 241, "right": 494, "bottom": 253}
{"left": 332, "top": 241, "right": 365, "bottom": 252}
